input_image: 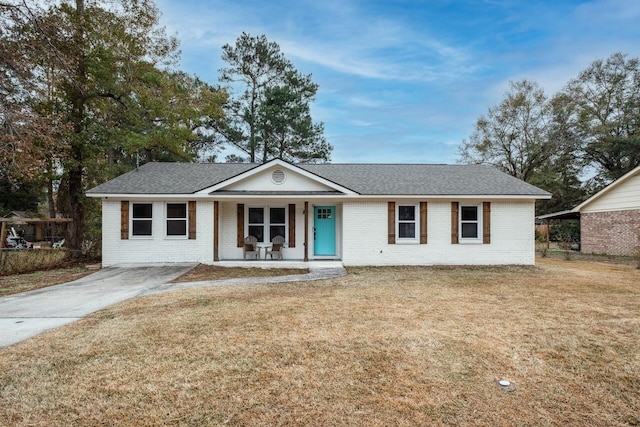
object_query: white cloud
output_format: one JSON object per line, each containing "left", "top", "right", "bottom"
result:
{"left": 158, "top": 0, "right": 476, "bottom": 83}
{"left": 154, "top": 0, "right": 640, "bottom": 164}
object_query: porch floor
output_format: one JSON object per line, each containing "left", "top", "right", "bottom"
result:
{"left": 213, "top": 260, "right": 344, "bottom": 269}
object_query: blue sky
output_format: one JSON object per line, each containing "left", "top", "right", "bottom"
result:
{"left": 156, "top": 0, "right": 640, "bottom": 164}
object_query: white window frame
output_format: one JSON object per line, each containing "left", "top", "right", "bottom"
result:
{"left": 246, "top": 205, "right": 287, "bottom": 243}
{"left": 130, "top": 202, "right": 153, "bottom": 238}
{"left": 165, "top": 202, "right": 188, "bottom": 238}
{"left": 396, "top": 203, "right": 420, "bottom": 244}
{"left": 459, "top": 203, "right": 483, "bottom": 244}
{"left": 268, "top": 206, "right": 287, "bottom": 243}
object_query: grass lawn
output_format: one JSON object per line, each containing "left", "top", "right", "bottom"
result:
{"left": 0, "top": 263, "right": 306, "bottom": 297}
{"left": 0, "top": 266, "right": 93, "bottom": 297}
{"left": 1, "top": 258, "right": 639, "bottom": 426}
{"left": 171, "top": 264, "right": 308, "bottom": 283}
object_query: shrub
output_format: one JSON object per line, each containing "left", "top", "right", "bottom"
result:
{"left": 549, "top": 219, "right": 580, "bottom": 243}
{"left": 558, "top": 240, "right": 573, "bottom": 260}
{"left": 0, "top": 249, "right": 68, "bottom": 275}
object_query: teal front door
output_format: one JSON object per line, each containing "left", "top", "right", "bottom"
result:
{"left": 314, "top": 206, "right": 336, "bottom": 256}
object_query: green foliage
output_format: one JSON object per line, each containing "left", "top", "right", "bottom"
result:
{"left": 460, "top": 80, "right": 557, "bottom": 182}
{"left": 0, "top": 177, "right": 43, "bottom": 214}
{"left": 461, "top": 53, "right": 640, "bottom": 213}
{"left": 258, "top": 85, "right": 331, "bottom": 162}
{"left": 562, "top": 53, "right": 640, "bottom": 182}
{"left": 549, "top": 220, "right": 580, "bottom": 243}
{"left": 218, "top": 32, "right": 331, "bottom": 163}
{"left": 1, "top": 0, "right": 225, "bottom": 251}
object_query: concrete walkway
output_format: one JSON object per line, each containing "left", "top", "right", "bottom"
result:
{"left": 0, "top": 262, "right": 346, "bottom": 348}
{"left": 153, "top": 261, "right": 346, "bottom": 293}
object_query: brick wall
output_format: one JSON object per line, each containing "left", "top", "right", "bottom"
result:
{"left": 342, "top": 200, "right": 535, "bottom": 266}
{"left": 101, "top": 199, "right": 538, "bottom": 265}
{"left": 581, "top": 209, "right": 640, "bottom": 256}
{"left": 102, "top": 200, "right": 214, "bottom": 266}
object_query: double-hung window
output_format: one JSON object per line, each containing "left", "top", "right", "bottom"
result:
{"left": 459, "top": 204, "right": 481, "bottom": 242}
{"left": 396, "top": 204, "right": 419, "bottom": 243}
{"left": 132, "top": 203, "right": 153, "bottom": 236}
{"left": 247, "top": 206, "right": 286, "bottom": 243}
{"left": 248, "top": 207, "right": 265, "bottom": 242}
{"left": 269, "top": 207, "right": 286, "bottom": 241}
{"left": 166, "top": 203, "right": 187, "bottom": 236}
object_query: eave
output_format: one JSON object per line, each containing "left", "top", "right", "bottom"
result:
{"left": 87, "top": 192, "right": 549, "bottom": 200}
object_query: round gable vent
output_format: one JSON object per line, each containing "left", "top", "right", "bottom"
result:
{"left": 271, "top": 169, "right": 286, "bottom": 184}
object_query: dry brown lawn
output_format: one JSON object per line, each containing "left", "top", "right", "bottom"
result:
{"left": 1, "top": 258, "right": 639, "bottom": 426}
{"left": 0, "top": 249, "right": 70, "bottom": 276}
{"left": 171, "top": 264, "right": 308, "bottom": 283}
{"left": 0, "top": 266, "right": 92, "bottom": 297}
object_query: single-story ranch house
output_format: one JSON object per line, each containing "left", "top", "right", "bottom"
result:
{"left": 87, "top": 159, "right": 550, "bottom": 266}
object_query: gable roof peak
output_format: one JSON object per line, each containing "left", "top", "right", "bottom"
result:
{"left": 574, "top": 164, "right": 640, "bottom": 211}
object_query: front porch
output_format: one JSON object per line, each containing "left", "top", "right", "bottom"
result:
{"left": 213, "top": 200, "right": 343, "bottom": 262}
{"left": 213, "top": 260, "right": 344, "bottom": 270}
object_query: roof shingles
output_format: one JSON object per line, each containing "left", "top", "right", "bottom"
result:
{"left": 87, "top": 162, "right": 550, "bottom": 197}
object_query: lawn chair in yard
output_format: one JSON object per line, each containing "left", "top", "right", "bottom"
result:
{"left": 6, "top": 227, "right": 33, "bottom": 249}
{"left": 52, "top": 239, "right": 65, "bottom": 249}
{"left": 243, "top": 236, "right": 259, "bottom": 260}
{"left": 265, "top": 235, "right": 285, "bottom": 260}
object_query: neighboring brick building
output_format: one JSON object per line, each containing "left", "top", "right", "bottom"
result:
{"left": 577, "top": 166, "right": 640, "bottom": 256}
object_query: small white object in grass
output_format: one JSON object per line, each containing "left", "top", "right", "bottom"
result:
{"left": 498, "top": 380, "right": 511, "bottom": 386}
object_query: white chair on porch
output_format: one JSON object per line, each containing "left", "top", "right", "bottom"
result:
{"left": 243, "top": 236, "right": 259, "bottom": 260}
{"left": 265, "top": 235, "right": 285, "bottom": 260}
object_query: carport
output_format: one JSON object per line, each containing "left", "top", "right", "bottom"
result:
{"left": 536, "top": 210, "right": 581, "bottom": 250}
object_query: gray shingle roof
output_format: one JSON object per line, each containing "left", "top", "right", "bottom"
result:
{"left": 87, "top": 163, "right": 254, "bottom": 194}
{"left": 87, "top": 162, "right": 550, "bottom": 197}
{"left": 300, "top": 164, "right": 549, "bottom": 196}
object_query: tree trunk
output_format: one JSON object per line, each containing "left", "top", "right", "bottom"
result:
{"left": 47, "top": 177, "right": 56, "bottom": 218}
{"left": 67, "top": 147, "right": 85, "bottom": 254}
{"left": 46, "top": 157, "right": 56, "bottom": 219}
{"left": 65, "top": 0, "right": 86, "bottom": 256}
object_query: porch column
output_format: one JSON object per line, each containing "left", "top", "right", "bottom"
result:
{"left": 546, "top": 218, "right": 550, "bottom": 250}
{"left": 214, "top": 201, "right": 219, "bottom": 262}
{"left": 304, "top": 201, "right": 309, "bottom": 262}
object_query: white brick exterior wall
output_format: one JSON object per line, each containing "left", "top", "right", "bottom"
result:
{"left": 341, "top": 200, "right": 535, "bottom": 266}
{"left": 101, "top": 198, "right": 535, "bottom": 266}
{"left": 101, "top": 200, "right": 213, "bottom": 266}
{"left": 217, "top": 201, "right": 308, "bottom": 261}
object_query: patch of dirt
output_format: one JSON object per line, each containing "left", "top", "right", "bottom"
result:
{"left": 537, "top": 250, "right": 639, "bottom": 267}
{"left": 170, "top": 264, "right": 308, "bottom": 283}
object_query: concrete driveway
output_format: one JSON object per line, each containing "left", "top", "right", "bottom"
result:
{"left": 0, "top": 264, "right": 195, "bottom": 348}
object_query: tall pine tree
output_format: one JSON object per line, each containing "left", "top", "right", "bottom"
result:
{"left": 218, "top": 33, "right": 331, "bottom": 163}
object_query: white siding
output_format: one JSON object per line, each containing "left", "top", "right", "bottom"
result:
{"left": 581, "top": 172, "right": 640, "bottom": 213}
{"left": 101, "top": 200, "right": 213, "bottom": 266}
{"left": 341, "top": 200, "right": 535, "bottom": 266}
{"left": 224, "top": 165, "right": 333, "bottom": 192}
